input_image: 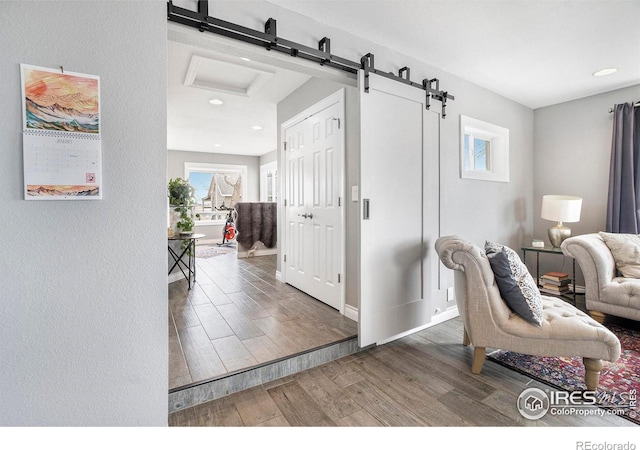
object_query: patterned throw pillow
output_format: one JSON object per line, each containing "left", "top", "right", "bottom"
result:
{"left": 485, "top": 241, "right": 544, "bottom": 326}
{"left": 599, "top": 232, "right": 640, "bottom": 278}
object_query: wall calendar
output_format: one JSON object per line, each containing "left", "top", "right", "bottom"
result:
{"left": 20, "top": 64, "right": 102, "bottom": 200}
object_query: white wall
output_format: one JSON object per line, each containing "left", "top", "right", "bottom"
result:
{"left": 533, "top": 84, "right": 640, "bottom": 283}
{"left": 0, "top": 1, "right": 168, "bottom": 425}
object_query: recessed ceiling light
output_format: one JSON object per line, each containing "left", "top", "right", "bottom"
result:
{"left": 213, "top": 144, "right": 222, "bottom": 148}
{"left": 209, "top": 98, "right": 224, "bottom": 105}
{"left": 240, "top": 57, "right": 251, "bottom": 62}
{"left": 251, "top": 125, "right": 263, "bottom": 130}
{"left": 593, "top": 68, "right": 618, "bottom": 77}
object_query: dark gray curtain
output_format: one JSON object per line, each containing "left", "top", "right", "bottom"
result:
{"left": 606, "top": 102, "right": 640, "bottom": 233}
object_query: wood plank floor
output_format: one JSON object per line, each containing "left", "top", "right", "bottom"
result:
{"left": 169, "top": 316, "right": 636, "bottom": 427}
{"left": 169, "top": 249, "right": 358, "bottom": 390}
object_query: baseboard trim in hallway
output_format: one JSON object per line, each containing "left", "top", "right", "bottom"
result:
{"left": 169, "top": 335, "right": 362, "bottom": 413}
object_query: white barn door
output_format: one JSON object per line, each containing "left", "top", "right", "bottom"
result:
{"left": 359, "top": 71, "right": 441, "bottom": 347}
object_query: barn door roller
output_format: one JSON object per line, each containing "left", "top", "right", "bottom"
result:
{"left": 360, "top": 54, "right": 453, "bottom": 117}
{"left": 167, "top": 1, "right": 454, "bottom": 117}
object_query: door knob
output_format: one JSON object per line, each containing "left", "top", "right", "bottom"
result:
{"left": 307, "top": 213, "right": 313, "bottom": 219}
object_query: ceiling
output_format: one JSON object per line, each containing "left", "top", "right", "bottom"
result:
{"left": 167, "top": 40, "right": 312, "bottom": 156}
{"left": 267, "top": 0, "right": 640, "bottom": 109}
{"left": 168, "top": 0, "right": 640, "bottom": 155}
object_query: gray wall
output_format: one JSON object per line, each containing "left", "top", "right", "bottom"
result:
{"left": 0, "top": 1, "right": 168, "bottom": 425}
{"left": 200, "top": 0, "right": 535, "bottom": 304}
{"left": 260, "top": 150, "right": 277, "bottom": 165}
{"left": 533, "top": 84, "right": 640, "bottom": 283}
{"left": 0, "top": 0, "right": 541, "bottom": 425}
{"left": 167, "top": 150, "right": 260, "bottom": 242}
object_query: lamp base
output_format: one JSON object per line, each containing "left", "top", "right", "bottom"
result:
{"left": 548, "top": 223, "right": 571, "bottom": 248}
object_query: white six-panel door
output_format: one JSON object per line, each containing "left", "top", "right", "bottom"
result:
{"left": 283, "top": 91, "right": 344, "bottom": 311}
{"left": 359, "top": 71, "right": 441, "bottom": 347}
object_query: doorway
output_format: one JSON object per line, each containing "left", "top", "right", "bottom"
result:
{"left": 282, "top": 90, "right": 345, "bottom": 311}
{"left": 167, "top": 32, "right": 356, "bottom": 391}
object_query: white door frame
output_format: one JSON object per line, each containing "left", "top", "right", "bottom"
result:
{"left": 259, "top": 160, "right": 277, "bottom": 202}
{"left": 280, "top": 89, "right": 346, "bottom": 315}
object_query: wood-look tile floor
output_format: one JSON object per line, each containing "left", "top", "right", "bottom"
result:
{"left": 169, "top": 316, "right": 636, "bottom": 427}
{"left": 169, "top": 250, "right": 358, "bottom": 390}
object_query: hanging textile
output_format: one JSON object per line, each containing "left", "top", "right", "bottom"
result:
{"left": 606, "top": 102, "right": 640, "bottom": 233}
{"left": 235, "top": 202, "right": 277, "bottom": 249}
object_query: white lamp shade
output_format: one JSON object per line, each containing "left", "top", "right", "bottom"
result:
{"left": 541, "top": 195, "right": 582, "bottom": 223}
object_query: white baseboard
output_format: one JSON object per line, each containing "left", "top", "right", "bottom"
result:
{"left": 237, "top": 247, "right": 278, "bottom": 259}
{"left": 168, "top": 272, "right": 183, "bottom": 284}
{"left": 377, "top": 306, "right": 460, "bottom": 345}
{"left": 344, "top": 304, "right": 358, "bottom": 322}
{"left": 429, "top": 306, "right": 460, "bottom": 326}
{"left": 275, "top": 270, "right": 282, "bottom": 282}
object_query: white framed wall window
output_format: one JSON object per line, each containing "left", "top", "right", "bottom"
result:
{"left": 460, "top": 115, "right": 509, "bottom": 182}
{"left": 184, "top": 162, "right": 248, "bottom": 225}
{"left": 260, "top": 160, "right": 277, "bottom": 203}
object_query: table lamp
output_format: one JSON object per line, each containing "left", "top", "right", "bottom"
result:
{"left": 541, "top": 195, "right": 582, "bottom": 248}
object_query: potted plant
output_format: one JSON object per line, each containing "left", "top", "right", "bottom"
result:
{"left": 168, "top": 178, "right": 195, "bottom": 235}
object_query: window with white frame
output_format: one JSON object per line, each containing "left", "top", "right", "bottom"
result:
{"left": 184, "top": 162, "right": 248, "bottom": 225}
{"left": 260, "top": 161, "right": 277, "bottom": 203}
{"left": 460, "top": 115, "right": 509, "bottom": 182}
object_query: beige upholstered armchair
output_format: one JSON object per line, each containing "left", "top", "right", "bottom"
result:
{"left": 562, "top": 233, "right": 640, "bottom": 323}
{"left": 435, "top": 235, "right": 620, "bottom": 390}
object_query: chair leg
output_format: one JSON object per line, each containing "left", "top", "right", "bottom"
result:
{"left": 583, "top": 357, "right": 603, "bottom": 391}
{"left": 588, "top": 310, "right": 606, "bottom": 324}
{"left": 471, "top": 347, "right": 486, "bottom": 374}
{"left": 463, "top": 328, "right": 471, "bottom": 346}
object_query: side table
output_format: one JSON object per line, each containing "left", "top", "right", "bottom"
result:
{"left": 521, "top": 246, "right": 578, "bottom": 303}
{"left": 168, "top": 233, "right": 205, "bottom": 289}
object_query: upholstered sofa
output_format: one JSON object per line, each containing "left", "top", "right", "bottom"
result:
{"left": 561, "top": 233, "right": 640, "bottom": 322}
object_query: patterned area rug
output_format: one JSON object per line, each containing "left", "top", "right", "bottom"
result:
{"left": 194, "top": 244, "right": 236, "bottom": 259}
{"left": 488, "top": 323, "right": 640, "bottom": 425}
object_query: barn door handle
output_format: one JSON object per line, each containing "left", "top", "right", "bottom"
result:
{"left": 363, "top": 199, "right": 370, "bottom": 220}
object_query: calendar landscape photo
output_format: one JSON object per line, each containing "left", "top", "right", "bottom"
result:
{"left": 22, "top": 66, "right": 100, "bottom": 134}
